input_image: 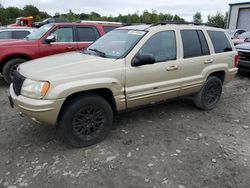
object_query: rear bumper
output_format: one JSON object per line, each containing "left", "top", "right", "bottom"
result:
{"left": 10, "top": 84, "right": 65, "bottom": 126}
{"left": 224, "top": 68, "right": 238, "bottom": 84}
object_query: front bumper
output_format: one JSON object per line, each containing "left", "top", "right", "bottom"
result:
{"left": 9, "top": 84, "right": 65, "bottom": 126}
{"left": 238, "top": 60, "right": 250, "bottom": 69}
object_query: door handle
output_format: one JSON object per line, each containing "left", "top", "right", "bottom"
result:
{"left": 204, "top": 59, "right": 213, "bottom": 64}
{"left": 67, "top": 46, "right": 74, "bottom": 49}
{"left": 166, "top": 65, "right": 178, "bottom": 71}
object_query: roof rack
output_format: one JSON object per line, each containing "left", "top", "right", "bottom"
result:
{"left": 80, "top": 20, "right": 123, "bottom": 25}
{"left": 150, "top": 20, "right": 201, "bottom": 27}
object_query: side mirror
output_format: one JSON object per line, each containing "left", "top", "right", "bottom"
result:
{"left": 45, "top": 35, "right": 56, "bottom": 43}
{"left": 132, "top": 53, "right": 156, "bottom": 67}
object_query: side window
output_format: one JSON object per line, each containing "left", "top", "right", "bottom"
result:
{"left": 76, "top": 27, "right": 100, "bottom": 42}
{"left": 139, "top": 31, "right": 176, "bottom": 62}
{"left": 103, "top": 26, "right": 119, "bottom": 33}
{"left": 0, "top": 31, "right": 11, "bottom": 39}
{"left": 51, "top": 27, "right": 73, "bottom": 42}
{"left": 12, "top": 31, "right": 30, "bottom": 39}
{"left": 197, "top": 30, "right": 210, "bottom": 55}
{"left": 181, "top": 30, "right": 209, "bottom": 58}
{"left": 207, "top": 31, "right": 232, "bottom": 53}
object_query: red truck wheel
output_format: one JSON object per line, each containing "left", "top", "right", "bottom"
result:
{"left": 2, "top": 58, "right": 26, "bottom": 84}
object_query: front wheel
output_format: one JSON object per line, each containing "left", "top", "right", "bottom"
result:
{"left": 59, "top": 94, "right": 114, "bottom": 148}
{"left": 2, "top": 58, "right": 26, "bottom": 84}
{"left": 193, "top": 76, "right": 222, "bottom": 110}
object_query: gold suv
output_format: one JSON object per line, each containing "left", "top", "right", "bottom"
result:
{"left": 9, "top": 23, "right": 238, "bottom": 147}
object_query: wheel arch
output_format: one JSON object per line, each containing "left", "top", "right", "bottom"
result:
{"left": 208, "top": 70, "right": 226, "bottom": 84}
{"left": 57, "top": 88, "right": 117, "bottom": 124}
{"left": 0, "top": 54, "right": 31, "bottom": 73}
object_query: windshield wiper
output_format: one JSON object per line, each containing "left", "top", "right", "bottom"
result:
{"left": 88, "top": 48, "right": 106, "bottom": 57}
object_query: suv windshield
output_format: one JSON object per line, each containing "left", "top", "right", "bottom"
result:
{"left": 26, "top": 24, "right": 53, "bottom": 40}
{"left": 84, "top": 29, "right": 146, "bottom": 59}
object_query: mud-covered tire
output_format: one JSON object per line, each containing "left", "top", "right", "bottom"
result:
{"left": 2, "top": 58, "right": 26, "bottom": 84}
{"left": 193, "top": 76, "right": 222, "bottom": 110}
{"left": 59, "top": 94, "right": 114, "bottom": 148}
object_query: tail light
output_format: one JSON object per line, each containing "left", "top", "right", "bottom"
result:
{"left": 234, "top": 54, "right": 239, "bottom": 68}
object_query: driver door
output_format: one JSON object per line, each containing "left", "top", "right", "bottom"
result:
{"left": 40, "top": 26, "right": 77, "bottom": 57}
{"left": 125, "top": 30, "right": 181, "bottom": 108}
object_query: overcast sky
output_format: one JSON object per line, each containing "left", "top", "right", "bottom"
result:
{"left": 0, "top": 0, "right": 245, "bottom": 21}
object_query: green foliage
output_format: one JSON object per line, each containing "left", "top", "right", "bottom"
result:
{"left": 0, "top": 3, "right": 51, "bottom": 25}
{"left": 207, "top": 12, "right": 226, "bottom": 28}
{"left": 0, "top": 4, "right": 186, "bottom": 26}
{"left": 193, "top": 12, "right": 203, "bottom": 24}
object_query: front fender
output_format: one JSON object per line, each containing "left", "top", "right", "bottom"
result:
{"left": 46, "top": 77, "right": 124, "bottom": 101}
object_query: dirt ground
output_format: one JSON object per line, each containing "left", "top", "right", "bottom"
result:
{"left": 0, "top": 73, "right": 250, "bottom": 188}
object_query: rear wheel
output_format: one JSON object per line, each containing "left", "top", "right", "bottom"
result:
{"left": 193, "top": 76, "right": 222, "bottom": 110}
{"left": 2, "top": 58, "right": 26, "bottom": 84}
{"left": 59, "top": 94, "right": 114, "bottom": 148}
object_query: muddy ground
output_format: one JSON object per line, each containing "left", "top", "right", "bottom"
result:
{"left": 0, "top": 73, "right": 250, "bottom": 188}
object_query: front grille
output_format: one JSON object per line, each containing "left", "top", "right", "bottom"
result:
{"left": 13, "top": 71, "right": 25, "bottom": 96}
{"left": 238, "top": 51, "right": 250, "bottom": 62}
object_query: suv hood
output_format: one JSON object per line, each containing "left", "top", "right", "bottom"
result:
{"left": 236, "top": 42, "right": 250, "bottom": 50}
{"left": 19, "top": 52, "right": 119, "bottom": 81}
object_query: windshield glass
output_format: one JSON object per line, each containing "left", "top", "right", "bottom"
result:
{"left": 238, "top": 32, "right": 250, "bottom": 39}
{"left": 84, "top": 29, "right": 146, "bottom": 59}
{"left": 26, "top": 24, "right": 53, "bottom": 40}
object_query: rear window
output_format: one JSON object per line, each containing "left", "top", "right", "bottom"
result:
{"left": 181, "top": 30, "right": 210, "bottom": 58}
{"left": 12, "top": 31, "right": 30, "bottom": 39}
{"left": 103, "top": 26, "right": 119, "bottom": 33}
{"left": 207, "top": 31, "right": 232, "bottom": 53}
{"left": 77, "top": 27, "right": 100, "bottom": 42}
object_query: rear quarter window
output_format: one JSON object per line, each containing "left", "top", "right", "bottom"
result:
{"left": 76, "top": 27, "right": 100, "bottom": 42}
{"left": 103, "top": 26, "right": 120, "bottom": 33}
{"left": 207, "top": 31, "right": 232, "bottom": 53}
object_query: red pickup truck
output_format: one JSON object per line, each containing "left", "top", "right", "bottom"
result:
{"left": 0, "top": 22, "right": 121, "bottom": 83}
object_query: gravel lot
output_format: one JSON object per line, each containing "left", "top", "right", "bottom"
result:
{"left": 0, "top": 73, "right": 250, "bottom": 188}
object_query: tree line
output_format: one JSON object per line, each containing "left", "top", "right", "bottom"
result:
{"left": 0, "top": 4, "right": 228, "bottom": 28}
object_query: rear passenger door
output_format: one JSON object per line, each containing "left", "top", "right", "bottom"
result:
{"left": 76, "top": 27, "right": 100, "bottom": 50}
{"left": 179, "top": 29, "right": 211, "bottom": 96}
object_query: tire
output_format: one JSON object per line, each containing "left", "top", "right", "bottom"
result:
{"left": 2, "top": 58, "right": 26, "bottom": 84}
{"left": 59, "top": 94, "right": 114, "bottom": 148}
{"left": 193, "top": 76, "right": 222, "bottom": 110}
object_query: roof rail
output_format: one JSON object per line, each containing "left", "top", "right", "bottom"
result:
{"left": 150, "top": 20, "right": 201, "bottom": 27}
{"left": 80, "top": 20, "right": 123, "bottom": 25}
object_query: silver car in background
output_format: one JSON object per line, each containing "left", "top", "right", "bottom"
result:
{"left": 0, "top": 27, "right": 37, "bottom": 40}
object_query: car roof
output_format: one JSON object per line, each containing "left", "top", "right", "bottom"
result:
{"left": 51, "top": 22, "right": 122, "bottom": 27}
{"left": 118, "top": 24, "right": 226, "bottom": 32}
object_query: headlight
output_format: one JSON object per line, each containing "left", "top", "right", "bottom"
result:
{"left": 21, "top": 79, "right": 50, "bottom": 99}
